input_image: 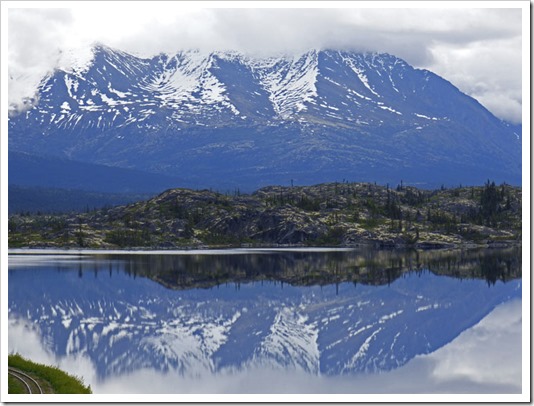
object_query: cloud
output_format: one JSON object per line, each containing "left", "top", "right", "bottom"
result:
{"left": 8, "top": 9, "right": 75, "bottom": 114}
{"left": 6, "top": 5, "right": 524, "bottom": 123}
{"left": 423, "top": 298, "right": 522, "bottom": 390}
{"left": 427, "top": 36, "right": 522, "bottom": 124}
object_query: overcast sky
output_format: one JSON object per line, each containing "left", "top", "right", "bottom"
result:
{"left": 5, "top": 2, "right": 525, "bottom": 124}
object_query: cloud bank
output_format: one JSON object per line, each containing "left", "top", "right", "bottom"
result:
{"left": 6, "top": 4, "right": 523, "bottom": 123}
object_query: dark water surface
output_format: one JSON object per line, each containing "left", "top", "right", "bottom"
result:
{"left": 8, "top": 247, "right": 522, "bottom": 394}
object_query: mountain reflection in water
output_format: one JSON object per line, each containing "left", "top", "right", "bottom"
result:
{"left": 8, "top": 247, "right": 522, "bottom": 394}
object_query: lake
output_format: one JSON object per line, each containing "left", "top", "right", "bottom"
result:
{"left": 7, "top": 247, "right": 522, "bottom": 397}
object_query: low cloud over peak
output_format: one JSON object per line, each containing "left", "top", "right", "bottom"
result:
{"left": 7, "top": 5, "right": 524, "bottom": 124}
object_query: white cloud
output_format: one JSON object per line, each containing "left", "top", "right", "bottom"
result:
{"left": 423, "top": 298, "right": 522, "bottom": 390}
{"left": 8, "top": 9, "right": 73, "bottom": 113}
{"left": 427, "top": 36, "right": 522, "bottom": 124}
{"left": 5, "top": 3, "right": 524, "bottom": 123}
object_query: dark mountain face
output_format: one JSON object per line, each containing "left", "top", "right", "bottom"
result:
{"left": 8, "top": 151, "right": 188, "bottom": 193}
{"left": 8, "top": 45, "right": 521, "bottom": 192}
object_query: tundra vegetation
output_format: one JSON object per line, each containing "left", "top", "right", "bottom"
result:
{"left": 8, "top": 181, "right": 521, "bottom": 250}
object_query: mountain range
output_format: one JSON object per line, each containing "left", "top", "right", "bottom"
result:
{"left": 8, "top": 44, "right": 522, "bottom": 194}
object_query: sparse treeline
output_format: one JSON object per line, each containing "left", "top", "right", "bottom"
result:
{"left": 8, "top": 181, "right": 521, "bottom": 249}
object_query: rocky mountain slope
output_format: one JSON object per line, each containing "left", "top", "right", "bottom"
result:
{"left": 8, "top": 45, "right": 521, "bottom": 192}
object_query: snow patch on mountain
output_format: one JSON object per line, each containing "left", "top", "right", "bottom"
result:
{"left": 378, "top": 104, "right": 402, "bottom": 115}
{"left": 251, "top": 51, "right": 319, "bottom": 117}
{"left": 415, "top": 113, "right": 439, "bottom": 120}
{"left": 59, "top": 46, "right": 95, "bottom": 76}
{"left": 142, "top": 50, "right": 241, "bottom": 118}
{"left": 340, "top": 53, "right": 381, "bottom": 99}
{"left": 253, "top": 307, "right": 320, "bottom": 373}
{"left": 342, "top": 326, "right": 383, "bottom": 372}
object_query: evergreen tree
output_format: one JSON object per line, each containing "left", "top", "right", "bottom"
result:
{"left": 480, "top": 180, "right": 501, "bottom": 225}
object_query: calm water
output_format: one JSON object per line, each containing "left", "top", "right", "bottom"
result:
{"left": 8, "top": 247, "right": 522, "bottom": 395}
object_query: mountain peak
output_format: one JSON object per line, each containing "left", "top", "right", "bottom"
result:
{"left": 57, "top": 45, "right": 98, "bottom": 76}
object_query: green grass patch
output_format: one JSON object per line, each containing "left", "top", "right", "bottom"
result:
{"left": 8, "top": 353, "right": 92, "bottom": 394}
{"left": 8, "top": 374, "right": 27, "bottom": 394}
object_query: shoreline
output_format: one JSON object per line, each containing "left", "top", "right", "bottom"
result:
{"left": 7, "top": 240, "right": 521, "bottom": 256}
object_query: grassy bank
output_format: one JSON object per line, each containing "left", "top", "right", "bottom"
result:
{"left": 8, "top": 354, "right": 92, "bottom": 394}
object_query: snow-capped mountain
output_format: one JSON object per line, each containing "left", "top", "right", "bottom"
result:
{"left": 8, "top": 44, "right": 521, "bottom": 191}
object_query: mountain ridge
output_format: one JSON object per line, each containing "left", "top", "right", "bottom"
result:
{"left": 8, "top": 45, "right": 521, "bottom": 192}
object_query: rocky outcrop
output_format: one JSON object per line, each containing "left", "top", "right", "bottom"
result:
{"left": 8, "top": 182, "right": 522, "bottom": 249}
